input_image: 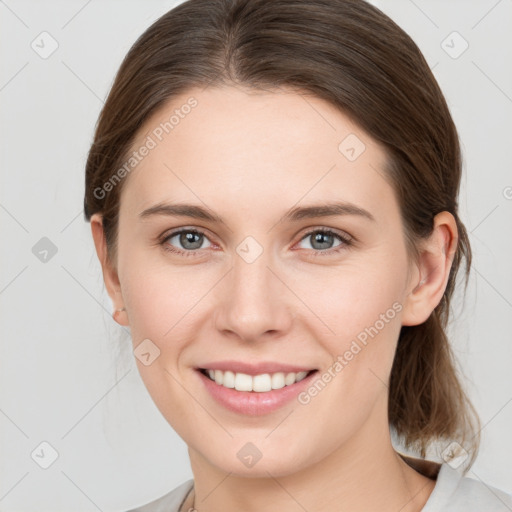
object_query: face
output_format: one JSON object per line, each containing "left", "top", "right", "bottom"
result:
{"left": 104, "top": 85, "right": 419, "bottom": 477}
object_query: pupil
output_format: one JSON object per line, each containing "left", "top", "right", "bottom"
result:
{"left": 181, "top": 232, "right": 201, "bottom": 249}
{"left": 313, "top": 232, "right": 332, "bottom": 250}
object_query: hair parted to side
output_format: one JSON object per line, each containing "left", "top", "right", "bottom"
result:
{"left": 84, "top": 0, "right": 481, "bottom": 471}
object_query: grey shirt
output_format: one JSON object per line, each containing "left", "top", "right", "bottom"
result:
{"left": 127, "top": 457, "right": 512, "bottom": 512}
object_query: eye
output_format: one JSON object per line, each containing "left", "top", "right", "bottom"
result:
{"left": 160, "top": 229, "right": 212, "bottom": 256}
{"left": 295, "top": 228, "right": 352, "bottom": 255}
{"left": 159, "top": 227, "right": 352, "bottom": 258}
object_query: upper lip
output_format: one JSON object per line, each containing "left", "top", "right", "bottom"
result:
{"left": 196, "top": 360, "right": 317, "bottom": 376}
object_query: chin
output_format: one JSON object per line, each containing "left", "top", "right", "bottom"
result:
{"left": 198, "top": 439, "right": 318, "bottom": 479}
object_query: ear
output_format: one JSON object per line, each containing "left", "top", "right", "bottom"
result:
{"left": 90, "top": 213, "right": 129, "bottom": 326}
{"left": 401, "top": 211, "right": 458, "bottom": 326}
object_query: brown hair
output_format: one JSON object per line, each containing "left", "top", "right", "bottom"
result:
{"left": 84, "top": 0, "right": 480, "bottom": 470}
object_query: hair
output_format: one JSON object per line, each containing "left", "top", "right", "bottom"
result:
{"left": 84, "top": 0, "right": 481, "bottom": 471}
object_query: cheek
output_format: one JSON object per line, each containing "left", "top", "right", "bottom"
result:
{"left": 290, "top": 256, "right": 406, "bottom": 343}
{"left": 289, "top": 253, "right": 406, "bottom": 397}
{"left": 119, "top": 246, "right": 211, "bottom": 338}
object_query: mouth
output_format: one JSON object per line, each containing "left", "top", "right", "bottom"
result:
{"left": 197, "top": 367, "right": 318, "bottom": 392}
{"left": 195, "top": 366, "right": 319, "bottom": 415}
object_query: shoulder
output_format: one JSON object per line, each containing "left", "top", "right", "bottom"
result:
{"left": 423, "top": 463, "right": 512, "bottom": 512}
{"left": 126, "top": 479, "right": 194, "bottom": 512}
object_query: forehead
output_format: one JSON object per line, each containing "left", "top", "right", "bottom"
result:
{"left": 120, "top": 85, "right": 395, "bottom": 223}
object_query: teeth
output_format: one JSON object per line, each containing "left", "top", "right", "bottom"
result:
{"left": 204, "top": 369, "right": 310, "bottom": 392}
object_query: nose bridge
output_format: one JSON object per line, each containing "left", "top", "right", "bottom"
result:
{"left": 231, "top": 239, "right": 275, "bottom": 307}
{"left": 215, "top": 236, "right": 292, "bottom": 338}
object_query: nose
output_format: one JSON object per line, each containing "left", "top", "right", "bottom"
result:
{"left": 214, "top": 246, "right": 294, "bottom": 342}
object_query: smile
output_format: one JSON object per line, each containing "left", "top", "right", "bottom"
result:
{"left": 195, "top": 367, "right": 319, "bottom": 416}
{"left": 199, "top": 368, "right": 315, "bottom": 392}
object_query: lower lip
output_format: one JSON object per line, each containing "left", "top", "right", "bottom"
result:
{"left": 196, "top": 369, "right": 318, "bottom": 416}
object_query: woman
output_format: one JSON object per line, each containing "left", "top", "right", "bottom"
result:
{"left": 84, "top": 0, "right": 512, "bottom": 510}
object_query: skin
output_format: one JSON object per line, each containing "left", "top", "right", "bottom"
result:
{"left": 91, "top": 84, "right": 457, "bottom": 512}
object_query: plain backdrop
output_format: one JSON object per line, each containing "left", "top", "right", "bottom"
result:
{"left": 1, "top": 0, "right": 511, "bottom": 510}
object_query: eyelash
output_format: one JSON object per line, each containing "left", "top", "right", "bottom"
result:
{"left": 158, "top": 227, "right": 353, "bottom": 258}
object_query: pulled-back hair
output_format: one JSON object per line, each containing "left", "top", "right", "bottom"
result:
{"left": 84, "top": 0, "right": 480, "bottom": 471}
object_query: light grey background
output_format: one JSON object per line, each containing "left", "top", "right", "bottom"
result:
{"left": 0, "top": 1, "right": 511, "bottom": 510}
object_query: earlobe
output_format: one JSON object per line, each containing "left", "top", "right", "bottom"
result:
{"left": 90, "top": 214, "right": 127, "bottom": 325}
{"left": 401, "top": 212, "right": 458, "bottom": 327}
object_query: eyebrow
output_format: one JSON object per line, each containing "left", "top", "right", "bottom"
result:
{"left": 139, "top": 201, "right": 375, "bottom": 224}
